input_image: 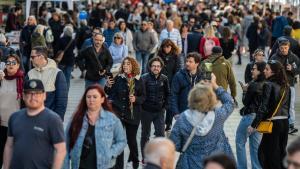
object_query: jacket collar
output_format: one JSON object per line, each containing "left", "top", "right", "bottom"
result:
{"left": 119, "top": 73, "right": 140, "bottom": 80}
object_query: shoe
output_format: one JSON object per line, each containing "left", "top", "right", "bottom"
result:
{"left": 289, "top": 127, "right": 298, "bottom": 134}
{"left": 236, "top": 62, "right": 242, "bottom": 65}
{"left": 165, "top": 125, "right": 171, "bottom": 131}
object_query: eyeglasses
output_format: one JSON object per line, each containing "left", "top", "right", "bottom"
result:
{"left": 6, "top": 60, "right": 18, "bottom": 66}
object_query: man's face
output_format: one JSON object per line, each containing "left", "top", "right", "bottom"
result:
{"left": 286, "top": 152, "right": 300, "bottom": 169}
{"left": 166, "top": 22, "right": 173, "bottom": 30}
{"left": 189, "top": 18, "right": 195, "bottom": 27}
{"left": 279, "top": 44, "right": 290, "bottom": 56}
{"left": 31, "top": 50, "right": 45, "bottom": 67}
{"left": 23, "top": 91, "right": 46, "bottom": 109}
{"left": 150, "top": 61, "right": 162, "bottom": 75}
{"left": 185, "top": 57, "right": 199, "bottom": 72}
{"left": 141, "top": 22, "right": 148, "bottom": 31}
{"left": 93, "top": 34, "right": 104, "bottom": 48}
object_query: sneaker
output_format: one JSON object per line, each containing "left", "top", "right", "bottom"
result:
{"left": 289, "top": 127, "right": 298, "bottom": 134}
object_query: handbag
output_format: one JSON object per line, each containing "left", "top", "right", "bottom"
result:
{"left": 256, "top": 89, "right": 286, "bottom": 133}
{"left": 54, "top": 38, "right": 74, "bottom": 64}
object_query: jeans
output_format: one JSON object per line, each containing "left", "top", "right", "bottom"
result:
{"left": 236, "top": 113, "right": 262, "bottom": 169}
{"left": 21, "top": 55, "right": 31, "bottom": 73}
{"left": 136, "top": 51, "right": 150, "bottom": 74}
{"left": 141, "top": 110, "right": 165, "bottom": 159}
{"left": 289, "top": 86, "right": 295, "bottom": 126}
{"left": 58, "top": 65, "right": 73, "bottom": 89}
{"left": 85, "top": 78, "right": 106, "bottom": 89}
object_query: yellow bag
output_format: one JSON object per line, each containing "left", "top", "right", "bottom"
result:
{"left": 257, "top": 121, "right": 273, "bottom": 133}
{"left": 256, "top": 89, "right": 286, "bottom": 134}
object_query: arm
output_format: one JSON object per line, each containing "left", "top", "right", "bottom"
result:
{"left": 215, "top": 87, "right": 234, "bottom": 121}
{"left": 164, "top": 77, "right": 171, "bottom": 109}
{"left": 105, "top": 49, "right": 113, "bottom": 72}
{"left": 123, "top": 46, "right": 128, "bottom": 58}
{"left": 242, "top": 83, "right": 255, "bottom": 106}
{"left": 54, "top": 71, "right": 68, "bottom": 120}
{"left": 110, "top": 118, "right": 127, "bottom": 157}
{"left": 244, "top": 64, "right": 252, "bottom": 83}
{"left": 227, "top": 64, "right": 237, "bottom": 98}
{"left": 132, "top": 33, "right": 138, "bottom": 51}
{"left": 3, "top": 137, "right": 14, "bottom": 169}
{"left": 134, "top": 79, "right": 146, "bottom": 105}
{"left": 177, "top": 31, "right": 182, "bottom": 51}
{"left": 169, "top": 117, "right": 183, "bottom": 151}
{"left": 52, "top": 142, "right": 67, "bottom": 169}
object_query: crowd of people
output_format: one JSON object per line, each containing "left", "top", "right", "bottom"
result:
{"left": 1, "top": 0, "right": 300, "bottom": 169}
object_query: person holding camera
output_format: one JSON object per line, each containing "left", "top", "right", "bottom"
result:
{"left": 170, "top": 74, "right": 235, "bottom": 169}
{"left": 236, "top": 61, "right": 266, "bottom": 169}
{"left": 269, "top": 38, "right": 300, "bottom": 134}
{"left": 77, "top": 33, "right": 113, "bottom": 88}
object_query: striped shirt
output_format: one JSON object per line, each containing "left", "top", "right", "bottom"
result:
{"left": 159, "top": 28, "right": 182, "bottom": 50}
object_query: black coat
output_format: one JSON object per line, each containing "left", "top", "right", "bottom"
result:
{"left": 220, "top": 38, "right": 235, "bottom": 59}
{"left": 251, "top": 78, "right": 290, "bottom": 128}
{"left": 187, "top": 32, "right": 202, "bottom": 53}
{"left": 270, "top": 36, "right": 300, "bottom": 58}
{"left": 246, "top": 23, "right": 259, "bottom": 50}
{"left": 105, "top": 74, "right": 145, "bottom": 125}
{"left": 77, "top": 45, "right": 113, "bottom": 81}
{"left": 20, "top": 25, "right": 36, "bottom": 57}
{"left": 48, "top": 19, "right": 63, "bottom": 53}
{"left": 57, "top": 36, "right": 76, "bottom": 66}
{"left": 158, "top": 53, "right": 180, "bottom": 85}
{"left": 141, "top": 73, "right": 170, "bottom": 112}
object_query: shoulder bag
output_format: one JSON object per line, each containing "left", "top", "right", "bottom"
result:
{"left": 55, "top": 38, "right": 74, "bottom": 64}
{"left": 256, "top": 88, "right": 286, "bottom": 133}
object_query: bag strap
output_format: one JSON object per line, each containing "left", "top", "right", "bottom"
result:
{"left": 63, "top": 38, "right": 74, "bottom": 52}
{"left": 181, "top": 126, "right": 197, "bottom": 153}
{"left": 269, "top": 88, "right": 286, "bottom": 120}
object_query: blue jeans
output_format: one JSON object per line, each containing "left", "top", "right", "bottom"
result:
{"left": 58, "top": 65, "right": 73, "bottom": 89}
{"left": 236, "top": 113, "right": 262, "bottom": 169}
{"left": 135, "top": 51, "right": 150, "bottom": 74}
{"left": 85, "top": 78, "right": 106, "bottom": 89}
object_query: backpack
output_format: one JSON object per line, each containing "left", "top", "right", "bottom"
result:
{"left": 204, "top": 38, "right": 216, "bottom": 56}
{"left": 44, "top": 27, "right": 54, "bottom": 43}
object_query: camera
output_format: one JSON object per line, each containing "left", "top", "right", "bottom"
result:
{"left": 203, "top": 62, "right": 213, "bottom": 80}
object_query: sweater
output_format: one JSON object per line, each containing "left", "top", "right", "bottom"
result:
{"left": 133, "top": 29, "right": 156, "bottom": 52}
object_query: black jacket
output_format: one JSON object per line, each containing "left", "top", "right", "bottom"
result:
{"left": 251, "top": 78, "right": 290, "bottom": 128}
{"left": 20, "top": 25, "right": 36, "bottom": 57}
{"left": 219, "top": 38, "right": 235, "bottom": 59}
{"left": 241, "top": 80, "right": 265, "bottom": 116}
{"left": 158, "top": 53, "right": 180, "bottom": 85}
{"left": 270, "top": 50, "right": 300, "bottom": 86}
{"left": 141, "top": 73, "right": 170, "bottom": 112}
{"left": 77, "top": 45, "right": 113, "bottom": 81}
{"left": 57, "top": 36, "right": 76, "bottom": 66}
{"left": 246, "top": 23, "right": 259, "bottom": 50}
{"left": 187, "top": 32, "right": 202, "bottom": 53}
{"left": 105, "top": 74, "right": 145, "bottom": 125}
{"left": 270, "top": 36, "right": 300, "bottom": 58}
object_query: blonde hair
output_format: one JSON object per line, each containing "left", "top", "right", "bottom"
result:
{"left": 34, "top": 24, "right": 45, "bottom": 35}
{"left": 204, "top": 25, "right": 216, "bottom": 38}
{"left": 188, "top": 84, "right": 217, "bottom": 112}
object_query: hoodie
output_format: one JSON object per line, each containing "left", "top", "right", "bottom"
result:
{"left": 272, "top": 16, "right": 289, "bottom": 38}
{"left": 109, "top": 34, "right": 128, "bottom": 64}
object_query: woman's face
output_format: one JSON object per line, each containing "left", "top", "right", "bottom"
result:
{"left": 264, "top": 64, "right": 274, "bottom": 79}
{"left": 182, "top": 26, "right": 189, "bottom": 33}
{"left": 86, "top": 89, "right": 104, "bottom": 111}
{"left": 5, "top": 57, "right": 20, "bottom": 75}
{"left": 123, "top": 59, "right": 133, "bottom": 74}
{"left": 254, "top": 52, "right": 265, "bottom": 62}
{"left": 120, "top": 23, "right": 126, "bottom": 30}
{"left": 204, "top": 162, "right": 225, "bottom": 169}
{"left": 251, "top": 64, "right": 260, "bottom": 80}
{"left": 114, "top": 36, "right": 122, "bottom": 45}
{"left": 163, "top": 45, "right": 172, "bottom": 54}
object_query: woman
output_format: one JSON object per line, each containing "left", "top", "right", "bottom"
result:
{"left": 199, "top": 25, "right": 221, "bottom": 59}
{"left": 63, "top": 84, "right": 127, "bottom": 169}
{"left": 31, "top": 24, "right": 47, "bottom": 48}
{"left": 250, "top": 60, "right": 290, "bottom": 169}
{"left": 157, "top": 39, "right": 180, "bottom": 131}
{"left": 105, "top": 57, "right": 145, "bottom": 169}
{"left": 118, "top": 21, "right": 134, "bottom": 57}
{"left": 109, "top": 32, "right": 128, "bottom": 74}
{"left": 170, "top": 74, "right": 234, "bottom": 169}
{"left": 236, "top": 62, "right": 266, "bottom": 169}
{"left": 0, "top": 54, "right": 24, "bottom": 166}
{"left": 244, "top": 49, "right": 265, "bottom": 83}
{"left": 219, "top": 26, "right": 235, "bottom": 60}
{"left": 204, "top": 154, "right": 237, "bottom": 169}
{"left": 57, "top": 25, "right": 76, "bottom": 89}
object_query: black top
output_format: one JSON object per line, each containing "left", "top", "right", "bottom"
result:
{"left": 80, "top": 123, "right": 97, "bottom": 169}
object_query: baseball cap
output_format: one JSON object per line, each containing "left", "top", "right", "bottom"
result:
{"left": 24, "top": 79, "right": 45, "bottom": 92}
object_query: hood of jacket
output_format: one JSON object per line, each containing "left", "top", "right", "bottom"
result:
{"left": 184, "top": 109, "right": 215, "bottom": 136}
{"left": 33, "top": 58, "right": 57, "bottom": 71}
{"left": 206, "top": 54, "right": 225, "bottom": 64}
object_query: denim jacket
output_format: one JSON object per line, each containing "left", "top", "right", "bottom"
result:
{"left": 63, "top": 109, "right": 127, "bottom": 169}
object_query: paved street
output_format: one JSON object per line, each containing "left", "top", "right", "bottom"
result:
{"left": 64, "top": 55, "right": 300, "bottom": 169}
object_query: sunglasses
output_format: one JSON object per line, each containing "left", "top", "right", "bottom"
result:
{"left": 114, "top": 37, "right": 122, "bottom": 39}
{"left": 6, "top": 60, "right": 18, "bottom": 66}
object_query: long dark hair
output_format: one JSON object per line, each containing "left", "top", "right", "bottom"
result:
{"left": 267, "top": 60, "right": 289, "bottom": 87}
{"left": 254, "top": 61, "right": 266, "bottom": 82}
{"left": 157, "top": 39, "right": 179, "bottom": 56}
{"left": 68, "top": 84, "right": 113, "bottom": 150}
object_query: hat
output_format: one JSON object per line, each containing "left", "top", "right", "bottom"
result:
{"left": 24, "top": 79, "right": 45, "bottom": 92}
{"left": 212, "top": 46, "right": 223, "bottom": 54}
{"left": 278, "top": 37, "right": 290, "bottom": 46}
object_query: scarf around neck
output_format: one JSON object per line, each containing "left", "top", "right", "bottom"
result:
{"left": 4, "top": 69, "right": 24, "bottom": 99}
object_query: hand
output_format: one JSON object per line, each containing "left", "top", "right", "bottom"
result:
{"left": 210, "top": 73, "right": 219, "bottom": 90}
{"left": 287, "top": 64, "right": 292, "bottom": 71}
{"left": 99, "top": 69, "right": 106, "bottom": 76}
{"left": 129, "top": 95, "right": 136, "bottom": 103}
{"left": 242, "top": 84, "right": 248, "bottom": 92}
{"left": 106, "top": 77, "right": 114, "bottom": 87}
{"left": 248, "top": 126, "right": 256, "bottom": 134}
{"left": 0, "top": 70, "right": 5, "bottom": 80}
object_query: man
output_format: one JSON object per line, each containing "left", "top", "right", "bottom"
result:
{"left": 133, "top": 21, "right": 156, "bottom": 74}
{"left": 270, "top": 26, "right": 300, "bottom": 58}
{"left": 170, "top": 52, "right": 203, "bottom": 118}
{"left": 187, "top": 24, "right": 202, "bottom": 53}
{"left": 20, "top": 15, "right": 37, "bottom": 73}
{"left": 77, "top": 33, "right": 113, "bottom": 88}
{"left": 270, "top": 39, "right": 300, "bottom": 134}
{"left": 103, "top": 19, "right": 119, "bottom": 46}
{"left": 80, "top": 27, "right": 108, "bottom": 50}
{"left": 159, "top": 20, "right": 182, "bottom": 52}
{"left": 202, "top": 46, "right": 237, "bottom": 101}
{"left": 5, "top": 6, "right": 22, "bottom": 32}
{"left": 28, "top": 46, "right": 68, "bottom": 120}
{"left": 285, "top": 137, "right": 300, "bottom": 169}
{"left": 271, "top": 12, "right": 289, "bottom": 47}
{"left": 3, "top": 79, "right": 66, "bottom": 169}
{"left": 143, "top": 137, "right": 176, "bottom": 169}
{"left": 141, "top": 57, "right": 170, "bottom": 161}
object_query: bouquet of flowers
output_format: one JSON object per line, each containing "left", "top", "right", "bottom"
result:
{"left": 128, "top": 76, "right": 135, "bottom": 119}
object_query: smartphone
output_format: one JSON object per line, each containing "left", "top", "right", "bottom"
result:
{"left": 106, "top": 72, "right": 113, "bottom": 80}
